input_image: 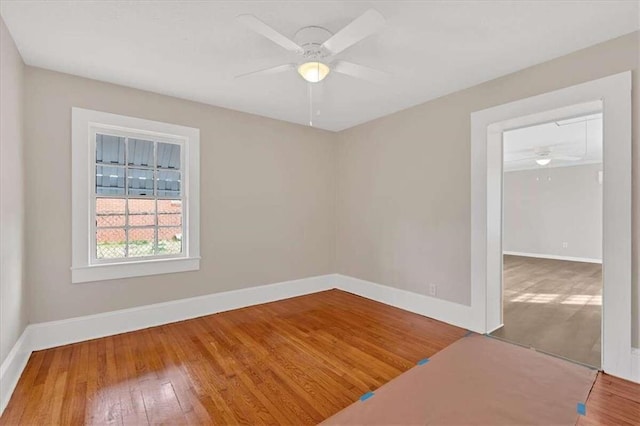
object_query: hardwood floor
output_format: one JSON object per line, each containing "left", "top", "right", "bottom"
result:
{"left": 491, "top": 255, "right": 602, "bottom": 367}
{"left": 2, "top": 288, "right": 638, "bottom": 425}
{"left": 1, "top": 290, "right": 466, "bottom": 425}
{"left": 578, "top": 373, "right": 640, "bottom": 426}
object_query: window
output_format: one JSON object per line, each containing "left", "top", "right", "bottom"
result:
{"left": 72, "top": 108, "right": 200, "bottom": 283}
{"left": 94, "top": 134, "right": 183, "bottom": 261}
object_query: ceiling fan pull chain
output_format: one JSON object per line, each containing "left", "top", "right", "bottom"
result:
{"left": 309, "top": 83, "right": 313, "bottom": 127}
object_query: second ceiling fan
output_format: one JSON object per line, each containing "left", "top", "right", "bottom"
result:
{"left": 236, "top": 9, "right": 389, "bottom": 84}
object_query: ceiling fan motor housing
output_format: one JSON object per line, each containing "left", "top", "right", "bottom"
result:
{"left": 294, "top": 26, "right": 333, "bottom": 60}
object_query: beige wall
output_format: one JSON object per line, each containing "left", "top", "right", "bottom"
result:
{"left": 503, "top": 164, "right": 603, "bottom": 260}
{"left": 336, "top": 31, "right": 639, "bottom": 345}
{"left": 24, "top": 67, "right": 338, "bottom": 323}
{"left": 0, "top": 17, "right": 27, "bottom": 364}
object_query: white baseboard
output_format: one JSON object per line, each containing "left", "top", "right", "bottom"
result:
{"left": 22, "top": 273, "right": 479, "bottom": 352}
{"left": 333, "top": 274, "right": 482, "bottom": 333}
{"left": 0, "top": 330, "right": 31, "bottom": 414}
{"left": 503, "top": 251, "right": 602, "bottom": 264}
{"left": 28, "top": 274, "right": 335, "bottom": 351}
{"left": 632, "top": 348, "right": 640, "bottom": 384}
{"left": 486, "top": 323, "right": 505, "bottom": 334}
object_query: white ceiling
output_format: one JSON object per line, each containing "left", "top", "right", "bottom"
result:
{"left": 504, "top": 113, "right": 603, "bottom": 172}
{"left": 1, "top": 1, "right": 638, "bottom": 131}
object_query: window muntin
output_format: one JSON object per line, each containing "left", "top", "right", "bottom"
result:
{"left": 92, "top": 129, "right": 185, "bottom": 263}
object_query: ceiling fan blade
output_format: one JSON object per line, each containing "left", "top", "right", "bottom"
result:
{"left": 322, "top": 9, "right": 385, "bottom": 55}
{"left": 331, "top": 60, "right": 390, "bottom": 83}
{"left": 235, "top": 63, "right": 296, "bottom": 79}
{"left": 505, "top": 154, "right": 582, "bottom": 162}
{"left": 505, "top": 155, "right": 538, "bottom": 162}
{"left": 553, "top": 155, "right": 582, "bottom": 161}
{"left": 506, "top": 147, "right": 540, "bottom": 154}
{"left": 237, "top": 14, "right": 304, "bottom": 54}
{"left": 506, "top": 142, "right": 580, "bottom": 153}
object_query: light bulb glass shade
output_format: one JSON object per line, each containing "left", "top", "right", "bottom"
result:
{"left": 535, "top": 158, "right": 552, "bottom": 166}
{"left": 297, "top": 62, "right": 330, "bottom": 83}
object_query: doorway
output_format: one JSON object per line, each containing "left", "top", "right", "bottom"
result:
{"left": 469, "top": 72, "right": 632, "bottom": 381}
{"left": 490, "top": 110, "right": 603, "bottom": 367}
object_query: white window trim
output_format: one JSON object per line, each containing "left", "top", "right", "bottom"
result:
{"left": 72, "top": 107, "right": 200, "bottom": 283}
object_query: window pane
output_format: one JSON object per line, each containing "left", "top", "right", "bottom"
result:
{"left": 157, "top": 200, "right": 182, "bottom": 226}
{"left": 96, "top": 134, "right": 125, "bottom": 165}
{"left": 157, "top": 142, "right": 180, "bottom": 169}
{"left": 157, "top": 170, "right": 181, "bottom": 197}
{"left": 128, "top": 199, "right": 155, "bottom": 227}
{"left": 96, "top": 228, "right": 126, "bottom": 259}
{"left": 96, "top": 166, "right": 125, "bottom": 195}
{"left": 128, "top": 228, "right": 155, "bottom": 257}
{"left": 127, "top": 168, "right": 154, "bottom": 196}
{"left": 128, "top": 138, "right": 154, "bottom": 167}
{"left": 96, "top": 198, "right": 126, "bottom": 227}
{"left": 158, "top": 227, "right": 182, "bottom": 255}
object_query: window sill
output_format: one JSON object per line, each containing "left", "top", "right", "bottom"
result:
{"left": 71, "top": 256, "right": 200, "bottom": 283}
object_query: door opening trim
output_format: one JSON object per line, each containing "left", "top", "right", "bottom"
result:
{"left": 470, "top": 72, "right": 632, "bottom": 381}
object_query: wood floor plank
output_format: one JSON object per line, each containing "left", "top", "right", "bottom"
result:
{"left": 2, "top": 289, "right": 637, "bottom": 425}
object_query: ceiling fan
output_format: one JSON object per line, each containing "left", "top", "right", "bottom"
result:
{"left": 506, "top": 115, "right": 597, "bottom": 167}
{"left": 509, "top": 145, "right": 583, "bottom": 166}
{"left": 235, "top": 9, "right": 389, "bottom": 85}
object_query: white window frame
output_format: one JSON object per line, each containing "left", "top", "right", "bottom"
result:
{"left": 90, "top": 127, "right": 186, "bottom": 265}
{"left": 72, "top": 108, "right": 200, "bottom": 283}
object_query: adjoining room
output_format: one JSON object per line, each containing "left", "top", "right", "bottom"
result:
{"left": 1, "top": 1, "right": 639, "bottom": 425}
{"left": 493, "top": 110, "right": 604, "bottom": 368}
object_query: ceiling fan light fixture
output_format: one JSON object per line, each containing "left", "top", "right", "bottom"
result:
{"left": 535, "top": 158, "right": 552, "bottom": 166}
{"left": 298, "top": 61, "right": 330, "bottom": 83}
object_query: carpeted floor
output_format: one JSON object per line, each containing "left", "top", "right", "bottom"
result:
{"left": 322, "top": 334, "right": 597, "bottom": 425}
{"left": 491, "top": 255, "right": 602, "bottom": 367}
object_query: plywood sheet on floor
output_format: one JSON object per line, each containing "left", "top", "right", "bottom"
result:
{"left": 322, "top": 334, "right": 598, "bottom": 426}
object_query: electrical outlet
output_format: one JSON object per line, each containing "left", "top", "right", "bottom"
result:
{"left": 428, "top": 283, "right": 437, "bottom": 297}
{"left": 562, "top": 242, "right": 568, "bottom": 248}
